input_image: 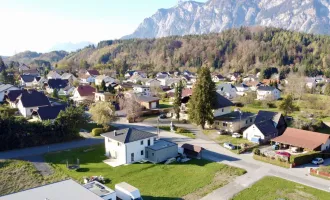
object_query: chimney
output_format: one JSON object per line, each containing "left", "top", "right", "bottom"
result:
{"left": 114, "top": 130, "right": 117, "bottom": 136}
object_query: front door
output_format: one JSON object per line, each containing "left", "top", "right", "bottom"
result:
{"left": 131, "top": 153, "right": 134, "bottom": 162}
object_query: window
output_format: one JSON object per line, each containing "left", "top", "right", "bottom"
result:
{"left": 146, "top": 151, "right": 149, "bottom": 158}
{"left": 141, "top": 140, "right": 144, "bottom": 145}
{"left": 117, "top": 142, "right": 120, "bottom": 146}
{"left": 152, "top": 153, "right": 154, "bottom": 156}
{"left": 250, "top": 118, "right": 252, "bottom": 122}
{"left": 246, "top": 120, "right": 248, "bottom": 124}
{"left": 148, "top": 139, "right": 150, "bottom": 146}
{"left": 30, "top": 109, "right": 33, "bottom": 112}
{"left": 222, "top": 108, "right": 224, "bottom": 112}
{"left": 131, "top": 153, "right": 134, "bottom": 162}
{"left": 223, "top": 123, "right": 227, "bottom": 127}
{"left": 141, "top": 150, "right": 144, "bottom": 155}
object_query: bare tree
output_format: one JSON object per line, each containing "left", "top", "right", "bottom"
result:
{"left": 120, "top": 94, "right": 143, "bottom": 122}
{"left": 284, "top": 73, "right": 305, "bottom": 101}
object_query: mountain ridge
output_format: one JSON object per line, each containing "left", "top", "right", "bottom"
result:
{"left": 123, "top": 0, "right": 330, "bottom": 39}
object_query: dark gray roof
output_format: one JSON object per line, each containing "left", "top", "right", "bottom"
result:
{"left": 156, "top": 74, "right": 168, "bottom": 79}
{"left": 257, "top": 86, "right": 277, "bottom": 91}
{"left": 213, "top": 92, "right": 234, "bottom": 109}
{"left": 101, "top": 128, "right": 157, "bottom": 143}
{"left": 146, "top": 140, "right": 177, "bottom": 151}
{"left": 47, "top": 79, "right": 68, "bottom": 89}
{"left": 20, "top": 75, "right": 36, "bottom": 83}
{"left": 19, "top": 90, "right": 50, "bottom": 108}
{"left": 35, "top": 105, "right": 67, "bottom": 120}
{"left": 255, "top": 120, "right": 278, "bottom": 136}
{"left": 255, "top": 110, "right": 282, "bottom": 124}
{"left": 5, "top": 90, "right": 23, "bottom": 102}
{"left": 137, "top": 96, "right": 160, "bottom": 103}
{"left": 214, "top": 111, "right": 255, "bottom": 122}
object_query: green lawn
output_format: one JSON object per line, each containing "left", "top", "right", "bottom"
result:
{"left": 159, "top": 100, "right": 173, "bottom": 109}
{"left": 45, "top": 144, "right": 245, "bottom": 200}
{"left": 233, "top": 176, "right": 330, "bottom": 200}
{"left": 0, "top": 160, "right": 67, "bottom": 196}
{"left": 216, "top": 135, "right": 257, "bottom": 154}
{"left": 158, "top": 126, "right": 196, "bottom": 138}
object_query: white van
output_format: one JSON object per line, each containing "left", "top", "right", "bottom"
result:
{"left": 115, "top": 182, "right": 143, "bottom": 200}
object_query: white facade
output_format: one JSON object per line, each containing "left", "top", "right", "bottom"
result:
{"left": 133, "top": 86, "right": 151, "bottom": 96}
{"left": 0, "top": 85, "right": 19, "bottom": 102}
{"left": 243, "top": 124, "right": 265, "bottom": 141}
{"left": 257, "top": 88, "right": 281, "bottom": 100}
{"left": 145, "top": 79, "right": 161, "bottom": 87}
{"left": 321, "top": 139, "right": 330, "bottom": 151}
{"left": 16, "top": 100, "right": 47, "bottom": 117}
{"left": 95, "top": 76, "right": 115, "bottom": 86}
{"left": 104, "top": 136, "right": 155, "bottom": 166}
{"left": 47, "top": 71, "right": 62, "bottom": 79}
{"left": 214, "top": 106, "right": 231, "bottom": 117}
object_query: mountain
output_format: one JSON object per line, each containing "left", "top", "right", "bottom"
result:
{"left": 49, "top": 41, "right": 94, "bottom": 52}
{"left": 5, "top": 50, "right": 68, "bottom": 66}
{"left": 123, "top": 0, "right": 330, "bottom": 39}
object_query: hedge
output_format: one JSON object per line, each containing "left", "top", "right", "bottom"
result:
{"left": 290, "top": 150, "right": 330, "bottom": 166}
{"left": 91, "top": 128, "right": 104, "bottom": 136}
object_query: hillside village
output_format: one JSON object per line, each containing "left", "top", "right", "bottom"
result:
{"left": 1, "top": 58, "right": 330, "bottom": 199}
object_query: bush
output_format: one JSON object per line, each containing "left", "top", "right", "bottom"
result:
{"left": 252, "top": 148, "right": 261, "bottom": 155}
{"left": 290, "top": 151, "right": 321, "bottom": 166}
{"left": 176, "top": 127, "right": 186, "bottom": 133}
{"left": 91, "top": 128, "right": 104, "bottom": 136}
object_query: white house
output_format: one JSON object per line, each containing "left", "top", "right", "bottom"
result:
{"left": 213, "top": 92, "right": 234, "bottom": 117}
{"left": 61, "top": 73, "right": 77, "bottom": 83}
{"left": 145, "top": 79, "right": 161, "bottom": 87}
{"left": 256, "top": 86, "right": 281, "bottom": 100}
{"left": 16, "top": 90, "right": 51, "bottom": 117}
{"left": 235, "top": 83, "right": 250, "bottom": 96}
{"left": 71, "top": 85, "right": 96, "bottom": 103}
{"left": 126, "top": 74, "right": 146, "bottom": 84}
{"left": 5, "top": 90, "right": 23, "bottom": 108}
{"left": 243, "top": 120, "right": 279, "bottom": 143}
{"left": 242, "top": 75, "right": 258, "bottom": 82}
{"left": 156, "top": 74, "right": 170, "bottom": 86}
{"left": 47, "top": 71, "right": 62, "bottom": 79}
{"left": 0, "top": 84, "right": 19, "bottom": 102}
{"left": 133, "top": 85, "right": 151, "bottom": 96}
{"left": 101, "top": 128, "right": 157, "bottom": 167}
{"left": 305, "top": 77, "right": 317, "bottom": 89}
{"left": 212, "top": 75, "right": 226, "bottom": 82}
{"left": 20, "top": 75, "right": 36, "bottom": 87}
{"left": 58, "top": 85, "right": 75, "bottom": 96}
{"left": 217, "top": 83, "right": 237, "bottom": 99}
{"left": 95, "top": 75, "right": 115, "bottom": 86}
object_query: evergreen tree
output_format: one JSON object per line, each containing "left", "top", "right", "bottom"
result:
{"left": 52, "top": 88, "right": 59, "bottom": 99}
{"left": 279, "top": 95, "right": 298, "bottom": 116}
{"left": 173, "top": 81, "right": 183, "bottom": 121}
{"left": 101, "top": 80, "right": 106, "bottom": 91}
{"left": 188, "top": 67, "right": 216, "bottom": 129}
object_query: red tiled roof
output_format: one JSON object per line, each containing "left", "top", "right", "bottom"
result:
{"left": 77, "top": 85, "right": 96, "bottom": 97}
{"left": 87, "top": 70, "right": 100, "bottom": 76}
{"left": 272, "top": 128, "right": 330, "bottom": 150}
{"left": 182, "top": 89, "right": 192, "bottom": 98}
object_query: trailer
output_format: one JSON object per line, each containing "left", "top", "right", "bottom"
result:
{"left": 115, "top": 182, "right": 142, "bottom": 200}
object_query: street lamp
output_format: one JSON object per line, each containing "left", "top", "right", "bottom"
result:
{"left": 236, "top": 108, "right": 243, "bottom": 154}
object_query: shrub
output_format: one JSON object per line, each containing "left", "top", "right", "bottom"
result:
{"left": 289, "top": 151, "right": 321, "bottom": 166}
{"left": 252, "top": 148, "right": 261, "bottom": 155}
{"left": 176, "top": 127, "right": 186, "bottom": 133}
{"left": 91, "top": 128, "right": 104, "bottom": 136}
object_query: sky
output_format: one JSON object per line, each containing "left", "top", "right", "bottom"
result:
{"left": 0, "top": 0, "right": 207, "bottom": 56}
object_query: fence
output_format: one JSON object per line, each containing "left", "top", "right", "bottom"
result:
{"left": 253, "top": 155, "right": 291, "bottom": 168}
{"left": 310, "top": 168, "right": 330, "bottom": 179}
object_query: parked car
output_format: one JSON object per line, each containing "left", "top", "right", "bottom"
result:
{"left": 232, "top": 133, "right": 242, "bottom": 138}
{"left": 223, "top": 142, "right": 235, "bottom": 150}
{"left": 312, "top": 158, "right": 324, "bottom": 165}
{"left": 158, "top": 114, "right": 167, "bottom": 119}
{"left": 275, "top": 151, "right": 291, "bottom": 157}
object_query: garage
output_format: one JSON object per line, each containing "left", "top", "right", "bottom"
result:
{"left": 151, "top": 102, "right": 157, "bottom": 109}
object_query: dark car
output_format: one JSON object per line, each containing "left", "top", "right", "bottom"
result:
{"left": 159, "top": 114, "right": 167, "bottom": 119}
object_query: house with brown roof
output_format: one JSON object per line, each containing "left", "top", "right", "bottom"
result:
{"left": 136, "top": 96, "right": 160, "bottom": 109}
{"left": 272, "top": 128, "right": 330, "bottom": 151}
{"left": 71, "top": 85, "right": 96, "bottom": 103}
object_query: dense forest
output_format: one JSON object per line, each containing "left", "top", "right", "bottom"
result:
{"left": 5, "top": 27, "right": 330, "bottom": 77}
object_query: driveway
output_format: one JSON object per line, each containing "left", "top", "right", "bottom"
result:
{"left": 143, "top": 117, "right": 212, "bottom": 141}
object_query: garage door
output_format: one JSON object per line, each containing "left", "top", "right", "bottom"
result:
{"left": 151, "top": 102, "right": 157, "bottom": 109}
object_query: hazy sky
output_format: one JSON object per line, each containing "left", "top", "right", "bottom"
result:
{"left": 0, "top": 0, "right": 207, "bottom": 56}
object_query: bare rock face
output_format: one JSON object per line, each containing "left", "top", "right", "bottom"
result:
{"left": 123, "top": 0, "right": 330, "bottom": 39}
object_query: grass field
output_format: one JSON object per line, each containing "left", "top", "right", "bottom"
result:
{"left": 0, "top": 160, "right": 67, "bottom": 196}
{"left": 232, "top": 176, "right": 329, "bottom": 200}
{"left": 159, "top": 100, "right": 173, "bottom": 109}
{"left": 45, "top": 144, "right": 246, "bottom": 200}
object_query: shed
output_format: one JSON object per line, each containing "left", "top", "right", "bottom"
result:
{"left": 145, "top": 140, "right": 178, "bottom": 163}
{"left": 181, "top": 143, "right": 204, "bottom": 159}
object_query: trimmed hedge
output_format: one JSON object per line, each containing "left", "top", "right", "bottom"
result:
{"left": 290, "top": 150, "right": 330, "bottom": 166}
{"left": 91, "top": 128, "right": 104, "bottom": 136}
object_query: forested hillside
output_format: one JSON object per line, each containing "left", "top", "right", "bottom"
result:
{"left": 56, "top": 27, "right": 330, "bottom": 77}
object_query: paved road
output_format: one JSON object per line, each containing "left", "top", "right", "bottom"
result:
{"left": 0, "top": 138, "right": 103, "bottom": 160}
{"left": 23, "top": 155, "right": 53, "bottom": 176}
